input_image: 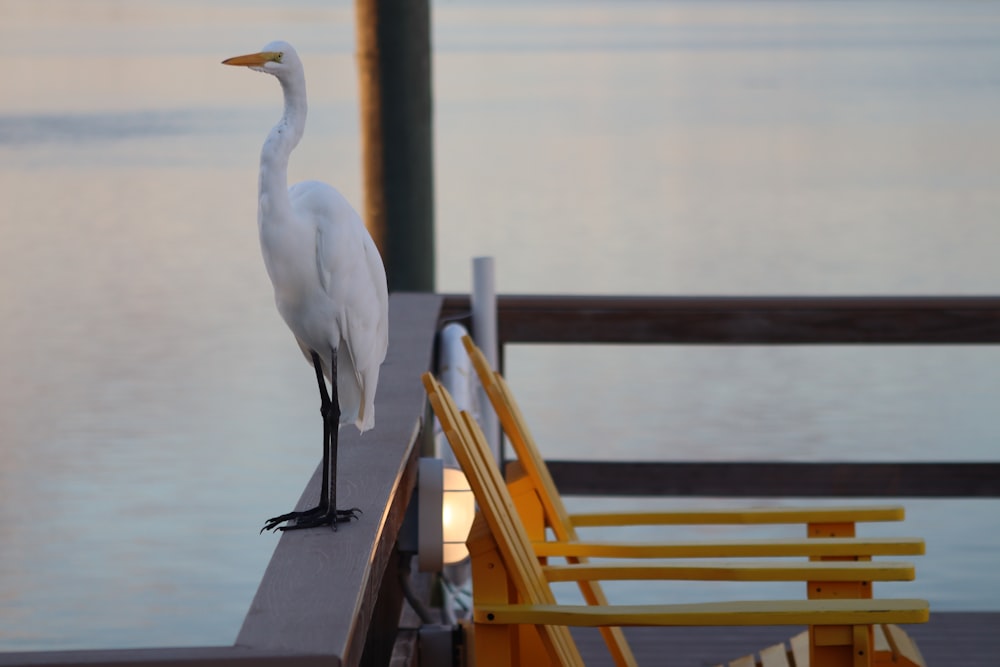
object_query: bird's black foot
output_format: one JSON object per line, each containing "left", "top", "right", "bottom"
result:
{"left": 261, "top": 506, "right": 361, "bottom": 533}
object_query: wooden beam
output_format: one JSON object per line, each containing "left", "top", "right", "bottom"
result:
{"left": 235, "top": 293, "right": 443, "bottom": 662}
{"left": 440, "top": 294, "right": 1000, "bottom": 344}
{"left": 546, "top": 461, "right": 1000, "bottom": 498}
{"left": 355, "top": 0, "right": 435, "bottom": 292}
{"left": 439, "top": 294, "right": 1000, "bottom": 498}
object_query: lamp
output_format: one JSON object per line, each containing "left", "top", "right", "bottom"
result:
{"left": 418, "top": 457, "right": 476, "bottom": 572}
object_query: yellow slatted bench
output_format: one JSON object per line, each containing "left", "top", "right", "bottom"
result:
{"left": 540, "top": 560, "right": 917, "bottom": 583}
{"left": 459, "top": 336, "right": 927, "bottom": 666}
{"left": 423, "top": 372, "right": 929, "bottom": 667}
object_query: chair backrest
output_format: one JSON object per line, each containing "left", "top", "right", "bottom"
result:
{"left": 462, "top": 337, "right": 641, "bottom": 667}
{"left": 425, "top": 370, "right": 929, "bottom": 667}
{"left": 423, "top": 372, "right": 585, "bottom": 667}
{"left": 462, "top": 335, "right": 580, "bottom": 542}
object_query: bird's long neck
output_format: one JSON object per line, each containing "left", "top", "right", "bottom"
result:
{"left": 258, "top": 72, "right": 308, "bottom": 224}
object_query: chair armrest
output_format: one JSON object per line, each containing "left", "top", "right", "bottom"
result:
{"left": 532, "top": 536, "right": 925, "bottom": 559}
{"left": 568, "top": 504, "right": 905, "bottom": 527}
{"left": 474, "top": 598, "right": 930, "bottom": 628}
{"left": 541, "top": 559, "right": 916, "bottom": 583}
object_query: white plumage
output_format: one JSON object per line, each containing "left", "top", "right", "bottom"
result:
{"left": 224, "top": 41, "right": 388, "bottom": 531}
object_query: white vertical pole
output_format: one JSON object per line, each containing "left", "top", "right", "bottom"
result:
{"left": 471, "top": 257, "right": 500, "bottom": 462}
{"left": 436, "top": 322, "right": 473, "bottom": 469}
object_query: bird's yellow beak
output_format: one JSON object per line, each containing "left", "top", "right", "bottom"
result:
{"left": 222, "top": 51, "right": 282, "bottom": 67}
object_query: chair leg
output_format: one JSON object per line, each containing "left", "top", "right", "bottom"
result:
{"left": 810, "top": 624, "right": 873, "bottom": 667}
{"left": 874, "top": 624, "right": 927, "bottom": 667}
{"left": 469, "top": 522, "right": 518, "bottom": 667}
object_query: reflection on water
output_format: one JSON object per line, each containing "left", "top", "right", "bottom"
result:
{"left": 0, "top": 111, "right": 193, "bottom": 145}
{"left": 2, "top": 0, "right": 1000, "bottom": 651}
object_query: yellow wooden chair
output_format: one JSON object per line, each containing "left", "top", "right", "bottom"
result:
{"left": 423, "top": 372, "right": 929, "bottom": 667}
{"left": 459, "top": 336, "right": 927, "bottom": 666}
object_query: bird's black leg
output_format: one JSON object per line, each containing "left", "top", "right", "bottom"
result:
{"left": 318, "top": 348, "right": 362, "bottom": 527}
{"left": 315, "top": 349, "right": 333, "bottom": 512}
{"left": 261, "top": 348, "right": 360, "bottom": 533}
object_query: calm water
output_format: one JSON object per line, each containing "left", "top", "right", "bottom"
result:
{"left": 2, "top": 0, "right": 999, "bottom": 651}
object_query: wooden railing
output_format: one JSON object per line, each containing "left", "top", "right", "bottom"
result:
{"left": 441, "top": 294, "right": 1000, "bottom": 345}
{"left": 544, "top": 461, "right": 1000, "bottom": 498}
{"left": 4, "top": 292, "right": 999, "bottom": 667}
{"left": 440, "top": 294, "right": 1000, "bottom": 498}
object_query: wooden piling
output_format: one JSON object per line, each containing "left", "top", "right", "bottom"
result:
{"left": 355, "top": 0, "right": 436, "bottom": 292}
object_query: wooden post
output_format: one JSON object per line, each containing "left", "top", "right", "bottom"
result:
{"left": 355, "top": 0, "right": 436, "bottom": 292}
{"left": 467, "top": 517, "right": 518, "bottom": 667}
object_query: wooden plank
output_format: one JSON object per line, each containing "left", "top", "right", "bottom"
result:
{"left": 426, "top": 374, "right": 586, "bottom": 665}
{"left": 569, "top": 505, "right": 906, "bottom": 526}
{"left": 759, "top": 642, "right": 792, "bottom": 667}
{"left": 788, "top": 630, "right": 809, "bottom": 666}
{"left": 541, "top": 560, "right": 915, "bottom": 583}
{"left": 876, "top": 624, "right": 927, "bottom": 667}
{"left": 474, "top": 598, "right": 930, "bottom": 627}
{"left": 547, "top": 461, "right": 1000, "bottom": 498}
{"left": 440, "top": 294, "right": 1000, "bottom": 345}
{"left": 235, "top": 293, "right": 443, "bottom": 662}
{"left": 533, "top": 536, "right": 924, "bottom": 559}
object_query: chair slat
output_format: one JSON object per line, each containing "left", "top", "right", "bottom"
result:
{"left": 570, "top": 505, "right": 905, "bottom": 527}
{"left": 541, "top": 560, "right": 915, "bottom": 583}
{"left": 533, "top": 536, "right": 924, "bottom": 559}
{"left": 759, "top": 642, "right": 792, "bottom": 667}
{"left": 789, "top": 630, "right": 810, "bottom": 666}
{"left": 473, "top": 598, "right": 931, "bottom": 628}
{"left": 424, "top": 373, "right": 586, "bottom": 666}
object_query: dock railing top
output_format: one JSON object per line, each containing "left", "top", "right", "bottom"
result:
{"left": 441, "top": 293, "right": 1000, "bottom": 345}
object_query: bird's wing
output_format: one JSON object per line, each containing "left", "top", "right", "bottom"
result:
{"left": 337, "top": 231, "right": 389, "bottom": 380}
{"left": 312, "top": 191, "right": 388, "bottom": 431}
{"left": 306, "top": 183, "right": 389, "bottom": 378}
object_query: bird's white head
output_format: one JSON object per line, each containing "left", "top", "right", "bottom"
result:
{"left": 222, "top": 40, "right": 302, "bottom": 80}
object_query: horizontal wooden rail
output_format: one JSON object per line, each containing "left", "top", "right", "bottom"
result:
{"left": 440, "top": 294, "right": 1000, "bottom": 500}
{"left": 441, "top": 294, "right": 1000, "bottom": 344}
{"left": 532, "top": 537, "right": 925, "bottom": 559}
{"left": 473, "top": 598, "right": 931, "bottom": 628}
{"left": 540, "top": 560, "right": 917, "bottom": 583}
{"left": 547, "top": 461, "right": 1000, "bottom": 498}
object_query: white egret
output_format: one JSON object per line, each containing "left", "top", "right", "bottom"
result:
{"left": 223, "top": 41, "right": 389, "bottom": 532}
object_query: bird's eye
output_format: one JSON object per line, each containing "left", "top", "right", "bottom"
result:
{"left": 275, "top": 52, "right": 284, "bottom": 62}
